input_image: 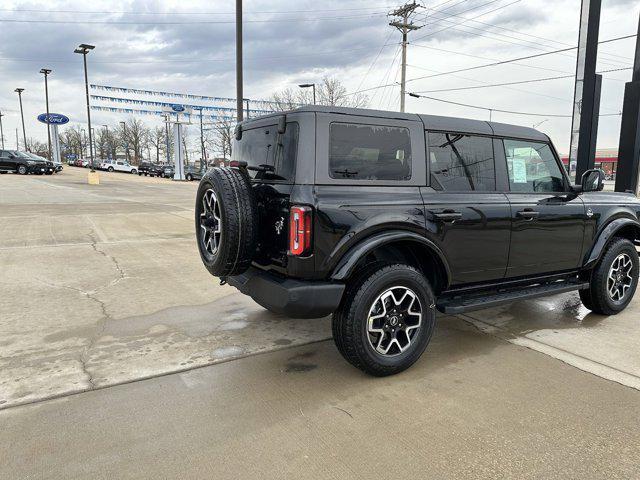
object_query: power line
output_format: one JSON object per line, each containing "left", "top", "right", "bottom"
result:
{"left": 0, "top": 5, "right": 398, "bottom": 15}
{"left": 407, "top": 92, "right": 622, "bottom": 118}
{"left": 0, "top": 12, "right": 390, "bottom": 24}
{"left": 411, "top": 67, "right": 633, "bottom": 93}
{"left": 405, "top": 33, "right": 638, "bottom": 85}
{"left": 417, "top": 6, "right": 632, "bottom": 64}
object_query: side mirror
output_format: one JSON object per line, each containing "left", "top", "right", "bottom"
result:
{"left": 581, "top": 168, "right": 605, "bottom": 192}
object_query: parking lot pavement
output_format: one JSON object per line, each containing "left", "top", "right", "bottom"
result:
{"left": 0, "top": 168, "right": 330, "bottom": 409}
{"left": 1, "top": 317, "right": 639, "bottom": 480}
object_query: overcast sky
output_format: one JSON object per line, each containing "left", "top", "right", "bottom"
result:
{"left": 0, "top": 0, "right": 638, "bottom": 154}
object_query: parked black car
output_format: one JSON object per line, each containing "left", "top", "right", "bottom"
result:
{"left": 138, "top": 161, "right": 164, "bottom": 177}
{"left": 162, "top": 164, "right": 175, "bottom": 178}
{"left": 194, "top": 106, "right": 640, "bottom": 376}
{"left": 0, "top": 150, "right": 53, "bottom": 174}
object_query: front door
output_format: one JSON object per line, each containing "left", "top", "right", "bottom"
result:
{"left": 502, "top": 138, "right": 586, "bottom": 278}
{"left": 423, "top": 132, "right": 511, "bottom": 285}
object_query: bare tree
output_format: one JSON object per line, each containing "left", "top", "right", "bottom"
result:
{"left": 148, "top": 126, "right": 166, "bottom": 163}
{"left": 206, "top": 119, "right": 233, "bottom": 161}
{"left": 120, "top": 118, "right": 148, "bottom": 164}
{"left": 268, "top": 76, "right": 368, "bottom": 111}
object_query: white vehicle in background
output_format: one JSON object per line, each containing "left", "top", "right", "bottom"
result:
{"left": 104, "top": 159, "right": 137, "bottom": 174}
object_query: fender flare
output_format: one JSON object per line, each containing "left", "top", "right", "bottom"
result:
{"left": 583, "top": 218, "right": 640, "bottom": 269}
{"left": 330, "top": 230, "right": 452, "bottom": 285}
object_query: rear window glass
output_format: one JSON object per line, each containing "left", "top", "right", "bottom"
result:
{"left": 329, "top": 123, "right": 411, "bottom": 181}
{"left": 232, "top": 122, "right": 298, "bottom": 181}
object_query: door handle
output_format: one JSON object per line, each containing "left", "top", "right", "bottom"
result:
{"left": 429, "top": 210, "right": 462, "bottom": 222}
{"left": 517, "top": 209, "right": 540, "bottom": 220}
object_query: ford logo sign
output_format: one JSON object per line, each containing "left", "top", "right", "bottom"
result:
{"left": 170, "top": 104, "right": 186, "bottom": 112}
{"left": 37, "top": 113, "right": 70, "bottom": 125}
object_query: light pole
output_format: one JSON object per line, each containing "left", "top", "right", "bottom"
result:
{"left": 120, "top": 120, "right": 129, "bottom": 162}
{"left": 14, "top": 88, "right": 27, "bottom": 151}
{"left": 40, "top": 68, "right": 53, "bottom": 160}
{"left": 0, "top": 110, "right": 4, "bottom": 150}
{"left": 236, "top": 0, "right": 243, "bottom": 121}
{"left": 74, "top": 44, "right": 95, "bottom": 171}
{"left": 298, "top": 83, "right": 316, "bottom": 104}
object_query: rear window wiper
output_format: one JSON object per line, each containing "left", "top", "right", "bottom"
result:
{"left": 247, "top": 164, "right": 275, "bottom": 173}
{"left": 333, "top": 168, "right": 359, "bottom": 178}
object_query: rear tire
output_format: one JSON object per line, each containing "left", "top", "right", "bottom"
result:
{"left": 195, "top": 167, "right": 258, "bottom": 277}
{"left": 332, "top": 264, "right": 436, "bottom": 376}
{"left": 581, "top": 237, "right": 639, "bottom": 315}
{"left": 186, "top": 173, "right": 193, "bottom": 181}
{"left": 17, "top": 165, "right": 27, "bottom": 175}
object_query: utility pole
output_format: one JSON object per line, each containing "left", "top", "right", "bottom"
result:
{"left": 389, "top": 1, "right": 422, "bottom": 113}
{"left": 236, "top": 0, "right": 243, "bottom": 122}
{"left": 0, "top": 111, "right": 4, "bottom": 149}
{"left": 40, "top": 68, "right": 52, "bottom": 160}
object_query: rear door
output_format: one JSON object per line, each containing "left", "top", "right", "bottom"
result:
{"left": 0, "top": 150, "right": 11, "bottom": 170}
{"left": 501, "top": 138, "right": 586, "bottom": 277}
{"left": 422, "top": 132, "right": 511, "bottom": 285}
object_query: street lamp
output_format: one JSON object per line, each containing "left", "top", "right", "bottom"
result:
{"left": 40, "top": 68, "right": 52, "bottom": 160}
{"left": 14, "top": 88, "right": 27, "bottom": 151}
{"left": 298, "top": 83, "right": 316, "bottom": 105}
{"left": 0, "top": 110, "right": 5, "bottom": 150}
{"left": 74, "top": 43, "right": 95, "bottom": 171}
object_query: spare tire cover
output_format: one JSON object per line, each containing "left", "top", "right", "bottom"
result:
{"left": 195, "top": 167, "right": 258, "bottom": 277}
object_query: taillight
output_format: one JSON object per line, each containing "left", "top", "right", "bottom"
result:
{"left": 289, "top": 206, "right": 312, "bottom": 256}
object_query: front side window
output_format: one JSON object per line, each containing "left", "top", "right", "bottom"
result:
{"left": 428, "top": 132, "right": 496, "bottom": 191}
{"left": 329, "top": 123, "right": 411, "bottom": 181}
{"left": 504, "top": 139, "right": 565, "bottom": 193}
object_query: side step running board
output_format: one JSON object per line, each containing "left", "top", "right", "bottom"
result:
{"left": 436, "top": 280, "right": 590, "bottom": 314}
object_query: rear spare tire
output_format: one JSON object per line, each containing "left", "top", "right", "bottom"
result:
{"left": 195, "top": 167, "right": 257, "bottom": 277}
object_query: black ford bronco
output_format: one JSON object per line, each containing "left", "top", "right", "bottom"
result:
{"left": 195, "top": 106, "right": 640, "bottom": 376}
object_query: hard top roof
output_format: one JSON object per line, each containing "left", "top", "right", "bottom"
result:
{"left": 245, "top": 105, "right": 548, "bottom": 142}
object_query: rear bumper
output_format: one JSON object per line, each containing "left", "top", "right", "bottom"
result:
{"left": 227, "top": 267, "right": 345, "bottom": 319}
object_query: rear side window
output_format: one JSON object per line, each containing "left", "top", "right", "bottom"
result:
{"left": 329, "top": 123, "right": 411, "bottom": 181}
{"left": 503, "top": 139, "right": 565, "bottom": 192}
{"left": 428, "top": 132, "right": 496, "bottom": 191}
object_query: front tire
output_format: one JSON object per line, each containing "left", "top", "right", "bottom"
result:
{"left": 581, "top": 237, "right": 639, "bottom": 315}
{"left": 332, "top": 264, "right": 436, "bottom": 376}
{"left": 107, "top": 166, "right": 114, "bottom": 172}
{"left": 186, "top": 173, "right": 193, "bottom": 181}
{"left": 17, "top": 165, "right": 27, "bottom": 175}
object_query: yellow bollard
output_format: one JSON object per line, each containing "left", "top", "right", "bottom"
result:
{"left": 88, "top": 171, "right": 100, "bottom": 185}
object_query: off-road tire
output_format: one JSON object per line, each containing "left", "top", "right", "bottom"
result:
{"left": 581, "top": 237, "right": 639, "bottom": 315}
{"left": 195, "top": 167, "right": 258, "bottom": 277}
{"left": 332, "top": 263, "right": 436, "bottom": 376}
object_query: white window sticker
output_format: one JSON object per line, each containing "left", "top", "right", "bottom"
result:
{"left": 512, "top": 158, "right": 527, "bottom": 183}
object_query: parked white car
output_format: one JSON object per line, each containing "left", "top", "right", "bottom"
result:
{"left": 104, "top": 160, "right": 137, "bottom": 174}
